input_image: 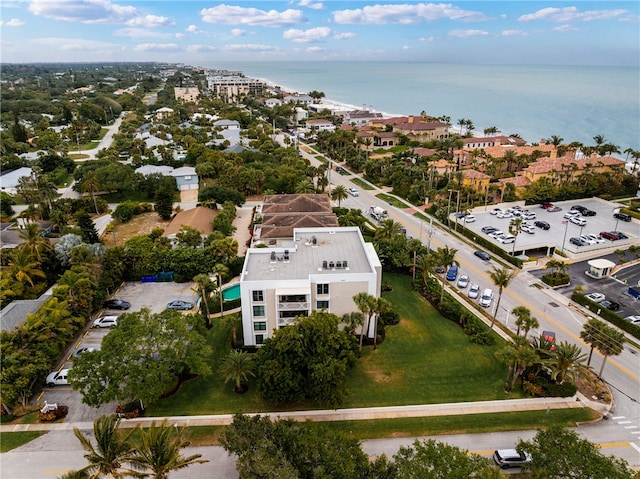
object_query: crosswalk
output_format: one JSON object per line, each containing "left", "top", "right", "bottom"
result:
{"left": 611, "top": 415, "right": 640, "bottom": 453}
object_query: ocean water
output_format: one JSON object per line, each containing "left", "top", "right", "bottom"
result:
{"left": 211, "top": 61, "right": 639, "bottom": 153}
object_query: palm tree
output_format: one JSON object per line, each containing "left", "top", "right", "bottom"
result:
{"left": 294, "top": 179, "right": 315, "bottom": 194}
{"left": 73, "top": 415, "right": 139, "bottom": 478}
{"left": 10, "top": 248, "right": 46, "bottom": 289}
{"left": 192, "top": 274, "right": 213, "bottom": 325}
{"left": 131, "top": 419, "right": 208, "bottom": 478}
{"left": 81, "top": 173, "right": 102, "bottom": 215}
{"left": 488, "top": 266, "right": 516, "bottom": 329}
{"left": 435, "top": 246, "right": 458, "bottom": 303}
{"left": 545, "top": 341, "right": 589, "bottom": 384}
{"left": 508, "top": 217, "right": 522, "bottom": 256}
{"left": 374, "top": 219, "right": 404, "bottom": 241}
{"left": 596, "top": 326, "right": 625, "bottom": 377}
{"left": 495, "top": 337, "right": 540, "bottom": 392}
{"left": 211, "top": 263, "right": 230, "bottom": 320}
{"left": 371, "top": 296, "right": 392, "bottom": 350}
{"left": 341, "top": 311, "right": 364, "bottom": 336}
{"left": 330, "top": 185, "right": 349, "bottom": 207}
{"left": 18, "top": 222, "right": 52, "bottom": 262}
{"left": 218, "top": 350, "right": 255, "bottom": 393}
{"left": 580, "top": 318, "right": 606, "bottom": 366}
{"left": 353, "top": 292, "right": 376, "bottom": 354}
{"left": 512, "top": 306, "right": 539, "bottom": 338}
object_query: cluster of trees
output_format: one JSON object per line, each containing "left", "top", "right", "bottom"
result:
{"left": 221, "top": 415, "right": 635, "bottom": 479}
{"left": 70, "top": 309, "right": 212, "bottom": 407}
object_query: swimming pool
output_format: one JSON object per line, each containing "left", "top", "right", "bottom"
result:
{"left": 222, "top": 283, "right": 241, "bottom": 301}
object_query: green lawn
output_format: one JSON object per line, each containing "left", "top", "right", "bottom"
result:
{"left": 149, "top": 273, "right": 517, "bottom": 416}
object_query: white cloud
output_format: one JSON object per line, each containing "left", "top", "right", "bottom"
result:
{"left": 448, "top": 29, "right": 489, "bottom": 38}
{"left": 553, "top": 24, "right": 579, "bottom": 33}
{"left": 186, "top": 24, "right": 200, "bottom": 33}
{"left": 230, "top": 28, "right": 246, "bottom": 37}
{"left": 113, "top": 28, "right": 172, "bottom": 39}
{"left": 186, "top": 44, "right": 217, "bottom": 52}
{"left": 125, "top": 14, "right": 174, "bottom": 28}
{"left": 402, "top": 45, "right": 411, "bottom": 50}
{"left": 298, "top": 0, "right": 323, "bottom": 10}
{"left": 30, "top": 36, "right": 120, "bottom": 51}
{"left": 519, "top": 7, "right": 628, "bottom": 22}
{"left": 306, "top": 46, "right": 324, "bottom": 53}
{"left": 200, "top": 5, "right": 305, "bottom": 27}
{"left": 28, "top": 0, "right": 173, "bottom": 27}
{"left": 134, "top": 43, "right": 180, "bottom": 52}
{"left": 175, "top": 33, "right": 186, "bottom": 39}
{"left": 333, "top": 3, "right": 486, "bottom": 25}
{"left": 333, "top": 32, "right": 356, "bottom": 40}
{"left": 0, "top": 18, "right": 25, "bottom": 27}
{"left": 224, "top": 43, "right": 278, "bottom": 52}
{"left": 419, "top": 36, "right": 436, "bottom": 42}
{"left": 283, "top": 26, "right": 331, "bottom": 43}
{"left": 501, "top": 29, "right": 528, "bottom": 37}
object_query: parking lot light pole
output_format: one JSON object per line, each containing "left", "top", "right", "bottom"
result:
{"left": 561, "top": 220, "right": 569, "bottom": 252}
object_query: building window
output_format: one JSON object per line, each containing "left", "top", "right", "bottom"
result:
{"left": 317, "top": 283, "right": 329, "bottom": 295}
{"left": 252, "top": 290, "right": 264, "bottom": 302}
{"left": 316, "top": 301, "right": 329, "bottom": 309}
{"left": 254, "top": 321, "right": 267, "bottom": 331}
{"left": 255, "top": 334, "right": 264, "bottom": 345}
{"left": 253, "top": 305, "right": 265, "bottom": 317}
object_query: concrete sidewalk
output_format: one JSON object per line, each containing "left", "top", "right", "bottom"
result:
{"left": 0, "top": 393, "right": 607, "bottom": 432}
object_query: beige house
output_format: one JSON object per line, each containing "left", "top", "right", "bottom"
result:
{"left": 174, "top": 87, "right": 200, "bottom": 103}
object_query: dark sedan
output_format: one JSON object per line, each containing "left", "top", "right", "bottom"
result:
{"left": 103, "top": 299, "right": 131, "bottom": 310}
{"left": 601, "top": 300, "right": 620, "bottom": 311}
{"left": 474, "top": 250, "right": 491, "bottom": 261}
{"left": 167, "top": 300, "right": 195, "bottom": 311}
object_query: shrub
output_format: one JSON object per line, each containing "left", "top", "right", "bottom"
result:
{"left": 112, "top": 201, "right": 137, "bottom": 223}
{"left": 541, "top": 273, "right": 570, "bottom": 287}
{"left": 380, "top": 310, "right": 400, "bottom": 325}
{"left": 544, "top": 382, "right": 577, "bottom": 397}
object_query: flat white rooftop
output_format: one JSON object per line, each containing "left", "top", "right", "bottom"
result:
{"left": 242, "top": 227, "right": 373, "bottom": 282}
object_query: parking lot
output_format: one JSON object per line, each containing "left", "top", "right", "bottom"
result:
{"left": 40, "top": 281, "right": 197, "bottom": 422}
{"left": 456, "top": 198, "right": 639, "bottom": 257}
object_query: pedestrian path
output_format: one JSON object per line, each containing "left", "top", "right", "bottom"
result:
{"left": 0, "top": 393, "right": 607, "bottom": 432}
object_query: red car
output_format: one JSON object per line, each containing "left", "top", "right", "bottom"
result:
{"left": 542, "top": 330, "right": 556, "bottom": 350}
{"left": 540, "top": 202, "right": 553, "bottom": 209}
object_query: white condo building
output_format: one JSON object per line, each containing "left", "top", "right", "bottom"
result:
{"left": 240, "top": 227, "right": 382, "bottom": 347}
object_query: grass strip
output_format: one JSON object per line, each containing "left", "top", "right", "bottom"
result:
{"left": 0, "top": 431, "right": 46, "bottom": 452}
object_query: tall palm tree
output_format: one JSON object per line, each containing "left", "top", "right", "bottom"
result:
{"left": 353, "top": 292, "right": 376, "bottom": 354}
{"left": 508, "top": 217, "right": 522, "bottom": 256}
{"left": 512, "top": 306, "right": 539, "bottom": 338}
{"left": 131, "top": 419, "right": 208, "bottom": 478}
{"left": 580, "top": 318, "right": 606, "bottom": 366}
{"left": 10, "top": 248, "right": 46, "bottom": 289}
{"left": 371, "top": 297, "right": 392, "bottom": 350}
{"left": 192, "top": 274, "right": 213, "bottom": 325}
{"left": 435, "top": 246, "right": 458, "bottom": 304}
{"left": 495, "top": 337, "right": 540, "bottom": 392}
{"left": 330, "top": 185, "right": 349, "bottom": 207}
{"left": 73, "top": 415, "right": 139, "bottom": 478}
{"left": 218, "top": 350, "right": 255, "bottom": 393}
{"left": 18, "top": 222, "right": 52, "bottom": 262}
{"left": 488, "top": 266, "right": 516, "bottom": 329}
{"left": 374, "top": 219, "right": 404, "bottom": 241}
{"left": 596, "top": 326, "right": 625, "bottom": 377}
{"left": 294, "top": 179, "right": 315, "bottom": 194}
{"left": 81, "top": 173, "right": 102, "bottom": 215}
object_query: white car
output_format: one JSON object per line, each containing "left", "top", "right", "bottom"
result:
{"left": 497, "top": 211, "right": 513, "bottom": 219}
{"left": 464, "top": 215, "right": 476, "bottom": 223}
{"left": 585, "top": 292, "right": 605, "bottom": 303}
{"left": 347, "top": 188, "right": 359, "bottom": 197}
{"left": 490, "top": 208, "right": 503, "bottom": 215}
{"left": 579, "top": 235, "right": 597, "bottom": 245}
{"left": 489, "top": 230, "right": 505, "bottom": 239}
{"left": 564, "top": 210, "right": 581, "bottom": 219}
{"left": 457, "top": 274, "right": 470, "bottom": 288}
{"left": 585, "top": 233, "right": 606, "bottom": 244}
{"left": 521, "top": 212, "right": 536, "bottom": 220}
{"left": 521, "top": 223, "right": 535, "bottom": 234}
{"left": 498, "top": 234, "right": 516, "bottom": 244}
{"left": 93, "top": 315, "right": 119, "bottom": 328}
{"left": 46, "top": 368, "right": 71, "bottom": 387}
{"left": 624, "top": 315, "right": 640, "bottom": 326}
{"left": 479, "top": 289, "right": 494, "bottom": 308}
{"left": 468, "top": 284, "right": 480, "bottom": 299}
{"left": 570, "top": 216, "right": 587, "bottom": 226}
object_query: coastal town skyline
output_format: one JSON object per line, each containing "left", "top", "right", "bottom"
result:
{"left": 1, "top": 1, "right": 638, "bottom": 65}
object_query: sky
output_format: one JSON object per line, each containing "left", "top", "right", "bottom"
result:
{"left": 0, "top": 1, "right": 638, "bottom": 65}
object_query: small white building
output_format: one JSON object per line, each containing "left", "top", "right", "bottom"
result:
{"left": 0, "top": 167, "right": 33, "bottom": 194}
{"left": 239, "top": 227, "right": 382, "bottom": 346}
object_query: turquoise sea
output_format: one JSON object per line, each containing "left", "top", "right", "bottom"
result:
{"left": 211, "top": 61, "right": 639, "bottom": 153}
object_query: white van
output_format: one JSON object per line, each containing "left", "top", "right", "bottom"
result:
{"left": 46, "top": 368, "right": 71, "bottom": 387}
{"left": 479, "top": 289, "right": 494, "bottom": 308}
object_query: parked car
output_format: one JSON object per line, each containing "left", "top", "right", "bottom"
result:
{"left": 497, "top": 211, "right": 513, "bottom": 219}
{"left": 490, "top": 208, "right": 503, "bottom": 215}
{"left": 335, "top": 166, "right": 346, "bottom": 173}
{"left": 489, "top": 230, "right": 505, "bottom": 239}
{"left": 463, "top": 215, "right": 476, "bottom": 223}
{"left": 564, "top": 210, "right": 581, "bottom": 219}
{"left": 600, "top": 231, "right": 620, "bottom": 241}
{"left": 521, "top": 212, "right": 536, "bottom": 220}
{"left": 166, "top": 300, "right": 195, "bottom": 311}
{"left": 103, "top": 299, "right": 131, "bottom": 310}
{"left": 457, "top": 274, "right": 470, "bottom": 288}
{"left": 542, "top": 330, "right": 557, "bottom": 350}
{"left": 579, "top": 235, "right": 597, "bottom": 245}
{"left": 446, "top": 265, "right": 459, "bottom": 281}
{"left": 46, "top": 368, "right": 71, "bottom": 387}
{"left": 347, "top": 188, "right": 359, "bottom": 197}
{"left": 498, "top": 234, "right": 515, "bottom": 244}
{"left": 435, "top": 266, "right": 446, "bottom": 274}
{"left": 624, "top": 315, "right": 640, "bottom": 325}
{"left": 570, "top": 216, "right": 587, "bottom": 226}
{"left": 581, "top": 208, "right": 596, "bottom": 216}
{"left": 584, "top": 233, "right": 606, "bottom": 244}
{"left": 614, "top": 212, "right": 632, "bottom": 222}
{"left": 585, "top": 292, "right": 606, "bottom": 303}
{"left": 493, "top": 449, "right": 532, "bottom": 469}
{"left": 93, "top": 315, "right": 119, "bottom": 328}
{"left": 481, "top": 226, "right": 497, "bottom": 234}
{"left": 547, "top": 206, "right": 562, "bottom": 212}
{"left": 468, "top": 284, "right": 480, "bottom": 299}
{"left": 534, "top": 221, "right": 550, "bottom": 230}
{"left": 474, "top": 250, "right": 490, "bottom": 261}
{"left": 612, "top": 231, "right": 629, "bottom": 240}
{"left": 479, "top": 288, "right": 494, "bottom": 308}
{"left": 570, "top": 237, "right": 588, "bottom": 246}
{"left": 454, "top": 211, "right": 467, "bottom": 218}
{"left": 540, "top": 202, "right": 553, "bottom": 209}
{"left": 72, "top": 347, "right": 96, "bottom": 358}
{"left": 520, "top": 223, "right": 535, "bottom": 234}
{"left": 600, "top": 300, "right": 620, "bottom": 311}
